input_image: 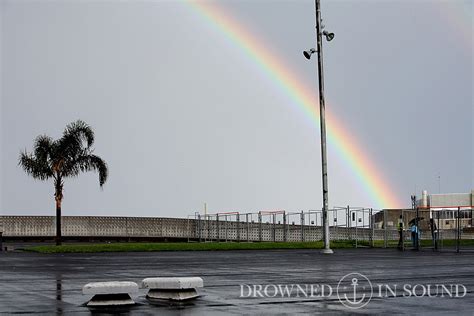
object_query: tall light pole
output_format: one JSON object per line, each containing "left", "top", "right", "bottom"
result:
{"left": 303, "top": 0, "right": 334, "bottom": 254}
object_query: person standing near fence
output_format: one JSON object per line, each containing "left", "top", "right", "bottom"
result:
{"left": 411, "top": 223, "right": 418, "bottom": 249}
{"left": 430, "top": 218, "right": 438, "bottom": 250}
{"left": 397, "top": 215, "right": 404, "bottom": 250}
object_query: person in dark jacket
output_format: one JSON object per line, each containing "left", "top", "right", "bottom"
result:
{"left": 411, "top": 223, "right": 419, "bottom": 249}
{"left": 397, "top": 215, "right": 404, "bottom": 250}
{"left": 430, "top": 218, "right": 438, "bottom": 250}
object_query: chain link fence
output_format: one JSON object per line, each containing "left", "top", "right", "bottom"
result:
{"left": 352, "top": 207, "right": 473, "bottom": 252}
{"left": 189, "top": 207, "right": 375, "bottom": 245}
{"left": 189, "top": 207, "right": 474, "bottom": 252}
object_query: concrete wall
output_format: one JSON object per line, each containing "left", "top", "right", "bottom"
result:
{"left": 0, "top": 216, "right": 192, "bottom": 239}
{"left": 0, "top": 215, "right": 380, "bottom": 242}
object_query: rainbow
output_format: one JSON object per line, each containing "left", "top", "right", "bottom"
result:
{"left": 184, "top": 1, "right": 407, "bottom": 208}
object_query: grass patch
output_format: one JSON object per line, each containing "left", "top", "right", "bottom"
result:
{"left": 25, "top": 240, "right": 357, "bottom": 254}
{"left": 23, "top": 239, "right": 474, "bottom": 254}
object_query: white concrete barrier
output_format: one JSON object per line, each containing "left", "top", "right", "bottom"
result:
{"left": 82, "top": 281, "right": 139, "bottom": 306}
{"left": 141, "top": 277, "right": 203, "bottom": 301}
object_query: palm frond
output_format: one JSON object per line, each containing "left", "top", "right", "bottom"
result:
{"left": 89, "top": 154, "right": 108, "bottom": 187}
{"left": 18, "top": 150, "right": 53, "bottom": 180}
{"left": 33, "top": 135, "right": 54, "bottom": 162}
{"left": 57, "top": 120, "right": 95, "bottom": 159}
{"left": 64, "top": 120, "right": 95, "bottom": 148}
{"left": 62, "top": 154, "right": 108, "bottom": 187}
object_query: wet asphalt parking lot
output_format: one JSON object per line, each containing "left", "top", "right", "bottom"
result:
{"left": 0, "top": 247, "right": 473, "bottom": 315}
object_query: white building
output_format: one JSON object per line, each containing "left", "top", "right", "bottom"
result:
{"left": 416, "top": 190, "right": 473, "bottom": 229}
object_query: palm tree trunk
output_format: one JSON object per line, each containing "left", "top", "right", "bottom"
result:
{"left": 54, "top": 177, "right": 63, "bottom": 246}
{"left": 55, "top": 197, "right": 62, "bottom": 246}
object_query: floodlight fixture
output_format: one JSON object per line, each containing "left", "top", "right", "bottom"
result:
{"left": 323, "top": 30, "right": 335, "bottom": 41}
{"left": 303, "top": 48, "right": 316, "bottom": 60}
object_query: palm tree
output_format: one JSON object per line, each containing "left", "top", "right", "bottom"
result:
{"left": 19, "top": 120, "right": 108, "bottom": 245}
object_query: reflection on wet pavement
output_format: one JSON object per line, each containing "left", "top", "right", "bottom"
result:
{"left": 0, "top": 248, "right": 473, "bottom": 315}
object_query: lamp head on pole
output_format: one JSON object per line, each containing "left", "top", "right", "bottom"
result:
{"left": 323, "top": 30, "right": 335, "bottom": 42}
{"left": 303, "top": 48, "right": 316, "bottom": 60}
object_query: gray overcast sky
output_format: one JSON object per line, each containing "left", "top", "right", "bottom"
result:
{"left": 1, "top": 0, "right": 472, "bottom": 217}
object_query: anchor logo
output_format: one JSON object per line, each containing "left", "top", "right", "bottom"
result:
{"left": 337, "top": 273, "right": 373, "bottom": 309}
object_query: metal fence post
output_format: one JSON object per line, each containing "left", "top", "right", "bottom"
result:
{"left": 355, "top": 209, "right": 358, "bottom": 248}
{"left": 347, "top": 205, "right": 350, "bottom": 229}
{"left": 363, "top": 209, "right": 365, "bottom": 228}
{"left": 237, "top": 213, "right": 240, "bottom": 242}
{"left": 283, "top": 212, "right": 287, "bottom": 242}
{"left": 289, "top": 213, "right": 292, "bottom": 242}
{"left": 383, "top": 210, "right": 387, "bottom": 248}
{"left": 456, "top": 207, "right": 460, "bottom": 253}
{"left": 204, "top": 215, "right": 207, "bottom": 242}
{"left": 258, "top": 212, "right": 262, "bottom": 242}
{"left": 246, "top": 214, "right": 250, "bottom": 242}
{"left": 308, "top": 210, "right": 316, "bottom": 241}
{"left": 439, "top": 210, "right": 444, "bottom": 250}
{"left": 272, "top": 213, "right": 276, "bottom": 242}
{"left": 436, "top": 210, "right": 440, "bottom": 251}
{"left": 471, "top": 209, "right": 473, "bottom": 228}
{"left": 401, "top": 210, "right": 405, "bottom": 251}
{"left": 347, "top": 205, "right": 353, "bottom": 242}
{"left": 415, "top": 207, "right": 420, "bottom": 251}
{"left": 225, "top": 215, "right": 228, "bottom": 242}
{"left": 197, "top": 214, "right": 202, "bottom": 242}
{"left": 216, "top": 214, "right": 220, "bottom": 242}
{"left": 300, "top": 211, "right": 305, "bottom": 242}
{"left": 370, "top": 208, "right": 374, "bottom": 248}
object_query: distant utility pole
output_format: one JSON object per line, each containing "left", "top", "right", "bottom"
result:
{"left": 438, "top": 174, "right": 441, "bottom": 194}
{"left": 303, "top": 0, "right": 335, "bottom": 254}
